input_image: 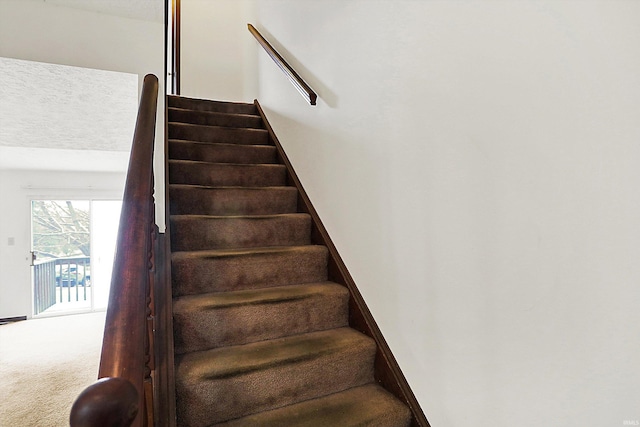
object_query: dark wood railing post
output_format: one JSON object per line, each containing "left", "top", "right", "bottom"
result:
{"left": 70, "top": 74, "right": 159, "bottom": 427}
{"left": 70, "top": 378, "right": 139, "bottom": 427}
{"left": 144, "top": 181, "right": 158, "bottom": 426}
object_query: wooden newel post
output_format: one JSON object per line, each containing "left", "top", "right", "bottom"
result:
{"left": 70, "top": 377, "right": 139, "bottom": 427}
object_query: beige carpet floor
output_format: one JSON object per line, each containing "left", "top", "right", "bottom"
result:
{"left": 0, "top": 312, "right": 105, "bottom": 427}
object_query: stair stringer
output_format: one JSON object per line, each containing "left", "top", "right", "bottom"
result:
{"left": 254, "top": 100, "right": 431, "bottom": 427}
{"left": 161, "top": 101, "right": 178, "bottom": 427}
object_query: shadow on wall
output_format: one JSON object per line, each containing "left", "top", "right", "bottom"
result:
{"left": 261, "top": 106, "right": 439, "bottom": 405}
{"left": 267, "top": 106, "right": 447, "bottom": 415}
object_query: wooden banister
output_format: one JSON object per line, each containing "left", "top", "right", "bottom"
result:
{"left": 248, "top": 23, "right": 317, "bottom": 106}
{"left": 70, "top": 74, "right": 159, "bottom": 427}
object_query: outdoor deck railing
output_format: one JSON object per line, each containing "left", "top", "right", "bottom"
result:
{"left": 33, "top": 256, "right": 90, "bottom": 315}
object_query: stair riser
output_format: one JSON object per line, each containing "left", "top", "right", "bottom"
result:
{"left": 168, "top": 96, "right": 258, "bottom": 115}
{"left": 169, "top": 123, "right": 269, "bottom": 145}
{"left": 169, "top": 140, "right": 277, "bottom": 164}
{"left": 169, "top": 108, "right": 264, "bottom": 129}
{"left": 169, "top": 162, "right": 287, "bottom": 187}
{"left": 216, "top": 384, "right": 412, "bottom": 427}
{"left": 170, "top": 215, "right": 311, "bottom": 251}
{"left": 173, "top": 286, "right": 349, "bottom": 353}
{"left": 175, "top": 337, "right": 375, "bottom": 426}
{"left": 172, "top": 247, "right": 328, "bottom": 297}
{"left": 169, "top": 186, "right": 297, "bottom": 216}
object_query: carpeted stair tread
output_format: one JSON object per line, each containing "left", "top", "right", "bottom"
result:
{"left": 168, "top": 95, "right": 258, "bottom": 115}
{"left": 169, "top": 185, "right": 298, "bottom": 216}
{"left": 169, "top": 160, "right": 287, "bottom": 187}
{"left": 172, "top": 245, "right": 328, "bottom": 296}
{"left": 170, "top": 213, "right": 311, "bottom": 251}
{"left": 168, "top": 139, "right": 277, "bottom": 164}
{"left": 173, "top": 282, "right": 349, "bottom": 353}
{"left": 214, "top": 384, "right": 412, "bottom": 427}
{"left": 169, "top": 107, "right": 264, "bottom": 129}
{"left": 169, "top": 122, "right": 269, "bottom": 145}
{"left": 175, "top": 327, "right": 376, "bottom": 427}
{"left": 176, "top": 327, "right": 373, "bottom": 384}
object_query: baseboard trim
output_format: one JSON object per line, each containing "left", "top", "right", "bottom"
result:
{"left": 0, "top": 316, "right": 27, "bottom": 325}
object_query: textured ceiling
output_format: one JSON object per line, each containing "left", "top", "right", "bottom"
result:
{"left": 0, "top": 57, "right": 138, "bottom": 152}
{"left": 0, "top": 146, "right": 130, "bottom": 172}
{"left": 23, "top": 0, "right": 164, "bottom": 23}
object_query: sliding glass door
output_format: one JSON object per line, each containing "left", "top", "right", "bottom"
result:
{"left": 31, "top": 199, "right": 122, "bottom": 316}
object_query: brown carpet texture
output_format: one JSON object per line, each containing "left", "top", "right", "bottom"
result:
{"left": 168, "top": 95, "right": 411, "bottom": 427}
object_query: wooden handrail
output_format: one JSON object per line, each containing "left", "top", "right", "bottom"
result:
{"left": 248, "top": 23, "right": 317, "bottom": 106}
{"left": 70, "top": 74, "right": 159, "bottom": 427}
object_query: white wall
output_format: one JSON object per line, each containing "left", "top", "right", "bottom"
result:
{"left": 180, "top": 0, "right": 257, "bottom": 102}
{"left": 0, "top": 0, "right": 165, "bottom": 318}
{"left": 0, "top": 0, "right": 166, "bottom": 229}
{"left": 0, "top": 170, "right": 125, "bottom": 319}
{"left": 254, "top": 1, "right": 640, "bottom": 425}
{"left": 0, "top": 0, "right": 164, "bottom": 93}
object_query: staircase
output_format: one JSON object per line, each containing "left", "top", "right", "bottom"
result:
{"left": 167, "top": 95, "right": 413, "bottom": 427}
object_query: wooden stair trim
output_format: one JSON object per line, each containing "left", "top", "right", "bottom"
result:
{"left": 160, "top": 95, "right": 178, "bottom": 427}
{"left": 152, "top": 232, "right": 176, "bottom": 427}
{"left": 248, "top": 24, "right": 317, "bottom": 106}
{"left": 254, "top": 99, "right": 431, "bottom": 427}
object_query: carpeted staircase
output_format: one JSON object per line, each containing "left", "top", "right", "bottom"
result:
{"left": 167, "top": 95, "right": 412, "bottom": 427}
